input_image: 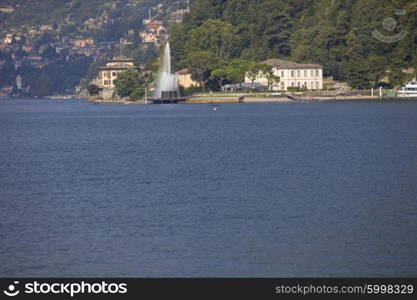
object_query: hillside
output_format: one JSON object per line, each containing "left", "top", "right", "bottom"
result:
{"left": 0, "top": 0, "right": 186, "bottom": 97}
{"left": 0, "top": 0, "right": 180, "bottom": 40}
{"left": 170, "top": 0, "right": 417, "bottom": 89}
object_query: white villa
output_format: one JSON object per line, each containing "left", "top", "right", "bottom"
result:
{"left": 245, "top": 59, "right": 323, "bottom": 91}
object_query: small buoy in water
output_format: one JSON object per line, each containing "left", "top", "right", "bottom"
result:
{"left": 213, "top": 107, "right": 217, "bottom": 111}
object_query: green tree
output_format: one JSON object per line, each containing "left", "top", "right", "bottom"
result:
{"left": 185, "top": 19, "right": 237, "bottom": 59}
{"left": 0, "top": 53, "right": 16, "bottom": 87}
{"left": 210, "top": 68, "right": 230, "bottom": 90}
{"left": 31, "top": 73, "right": 53, "bottom": 97}
{"left": 129, "top": 87, "right": 145, "bottom": 100}
{"left": 228, "top": 59, "right": 251, "bottom": 82}
{"left": 184, "top": 51, "right": 222, "bottom": 92}
{"left": 114, "top": 69, "right": 143, "bottom": 98}
{"left": 261, "top": 64, "right": 280, "bottom": 91}
{"left": 86, "top": 84, "right": 101, "bottom": 101}
{"left": 87, "top": 84, "right": 100, "bottom": 95}
{"left": 246, "top": 62, "right": 265, "bottom": 92}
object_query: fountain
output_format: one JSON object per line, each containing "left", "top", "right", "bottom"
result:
{"left": 151, "top": 42, "right": 186, "bottom": 103}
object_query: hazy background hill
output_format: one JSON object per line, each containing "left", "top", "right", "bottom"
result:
{"left": 170, "top": 0, "right": 417, "bottom": 89}
{"left": 0, "top": 0, "right": 179, "bottom": 40}
{"left": 0, "top": 0, "right": 185, "bottom": 96}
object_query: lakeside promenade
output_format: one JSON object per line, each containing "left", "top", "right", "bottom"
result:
{"left": 88, "top": 90, "right": 390, "bottom": 104}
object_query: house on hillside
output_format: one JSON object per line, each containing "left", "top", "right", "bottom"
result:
{"left": 3, "top": 34, "right": 15, "bottom": 44}
{"left": 73, "top": 38, "right": 95, "bottom": 48}
{"left": 140, "top": 32, "right": 159, "bottom": 44}
{"left": 140, "top": 18, "right": 168, "bottom": 45}
{"left": 245, "top": 59, "right": 323, "bottom": 91}
{"left": 40, "top": 25, "right": 53, "bottom": 31}
{"left": 168, "top": 7, "right": 190, "bottom": 24}
{"left": 176, "top": 68, "right": 199, "bottom": 88}
{"left": 0, "top": 7, "right": 14, "bottom": 13}
{"left": 22, "top": 45, "right": 33, "bottom": 53}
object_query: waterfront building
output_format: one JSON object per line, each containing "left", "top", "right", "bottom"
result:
{"left": 96, "top": 56, "right": 138, "bottom": 89}
{"left": 176, "top": 68, "right": 199, "bottom": 88}
{"left": 245, "top": 58, "right": 323, "bottom": 91}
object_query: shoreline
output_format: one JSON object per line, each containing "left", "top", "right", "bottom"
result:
{"left": 3, "top": 96, "right": 414, "bottom": 103}
{"left": 87, "top": 95, "right": 414, "bottom": 104}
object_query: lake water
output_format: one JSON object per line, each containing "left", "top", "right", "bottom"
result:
{"left": 0, "top": 98, "right": 416, "bottom": 277}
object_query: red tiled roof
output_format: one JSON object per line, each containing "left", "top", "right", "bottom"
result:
{"left": 176, "top": 68, "right": 189, "bottom": 74}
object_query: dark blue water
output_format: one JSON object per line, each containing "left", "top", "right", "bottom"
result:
{"left": 0, "top": 99, "right": 416, "bottom": 277}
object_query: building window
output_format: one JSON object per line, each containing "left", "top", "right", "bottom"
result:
{"left": 311, "top": 70, "right": 314, "bottom": 77}
{"left": 113, "top": 80, "right": 116, "bottom": 85}
{"left": 281, "top": 71, "right": 284, "bottom": 78}
{"left": 316, "top": 69, "right": 319, "bottom": 76}
{"left": 291, "top": 82, "right": 294, "bottom": 87}
{"left": 112, "top": 72, "right": 116, "bottom": 76}
{"left": 297, "top": 82, "right": 300, "bottom": 87}
{"left": 98, "top": 73, "right": 102, "bottom": 79}
{"left": 104, "top": 80, "right": 109, "bottom": 85}
{"left": 291, "top": 71, "right": 294, "bottom": 78}
{"left": 304, "top": 70, "right": 307, "bottom": 77}
{"left": 297, "top": 70, "right": 300, "bottom": 77}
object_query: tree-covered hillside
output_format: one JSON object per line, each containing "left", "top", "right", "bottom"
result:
{"left": 170, "top": 0, "right": 417, "bottom": 89}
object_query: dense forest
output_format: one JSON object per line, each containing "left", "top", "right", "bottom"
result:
{"left": 170, "top": 0, "right": 417, "bottom": 89}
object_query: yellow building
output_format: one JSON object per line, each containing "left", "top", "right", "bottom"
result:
{"left": 176, "top": 68, "right": 199, "bottom": 88}
{"left": 97, "top": 57, "right": 138, "bottom": 89}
